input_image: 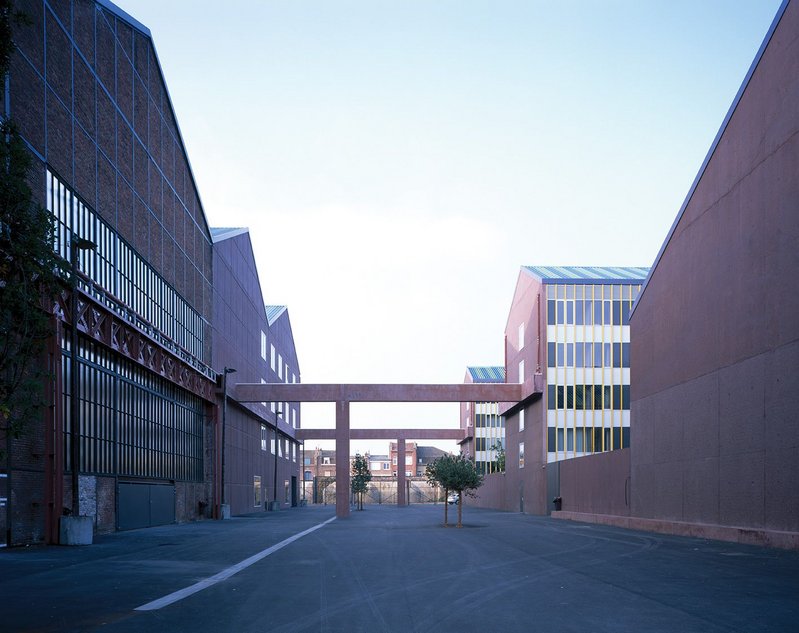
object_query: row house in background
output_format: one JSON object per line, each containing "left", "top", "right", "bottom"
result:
{"left": 390, "top": 442, "right": 417, "bottom": 477}
{"left": 211, "top": 228, "right": 301, "bottom": 516}
{"left": 459, "top": 366, "right": 506, "bottom": 474}
{"left": 415, "top": 446, "right": 450, "bottom": 476}
{"left": 368, "top": 455, "right": 392, "bottom": 476}
{"left": 304, "top": 448, "right": 336, "bottom": 481}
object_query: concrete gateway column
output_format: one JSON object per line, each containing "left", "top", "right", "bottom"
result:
{"left": 396, "top": 438, "right": 406, "bottom": 507}
{"left": 335, "top": 400, "right": 350, "bottom": 518}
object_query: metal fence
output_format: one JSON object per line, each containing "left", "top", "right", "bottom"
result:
{"left": 302, "top": 476, "right": 446, "bottom": 506}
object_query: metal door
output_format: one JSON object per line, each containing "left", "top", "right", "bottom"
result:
{"left": 118, "top": 482, "right": 175, "bottom": 530}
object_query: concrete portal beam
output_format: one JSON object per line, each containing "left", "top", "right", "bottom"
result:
{"left": 335, "top": 401, "right": 350, "bottom": 519}
{"left": 232, "top": 381, "right": 530, "bottom": 521}
{"left": 296, "top": 428, "right": 465, "bottom": 441}
{"left": 397, "top": 439, "right": 406, "bottom": 507}
{"left": 233, "top": 382, "right": 523, "bottom": 403}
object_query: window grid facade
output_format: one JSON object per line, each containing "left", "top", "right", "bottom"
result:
{"left": 48, "top": 170, "right": 210, "bottom": 375}
{"left": 545, "top": 283, "right": 641, "bottom": 462}
{"left": 49, "top": 171, "right": 208, "bottom": 483}
{"left": 63, "top": 337, "right": 204, "bottom": 482}
{"left": 473, "top": 402, "right": 505, "bottom": 474}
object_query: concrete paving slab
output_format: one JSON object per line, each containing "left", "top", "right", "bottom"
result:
{"left": 1, "top": 505, "right": 797, "bottom": 632}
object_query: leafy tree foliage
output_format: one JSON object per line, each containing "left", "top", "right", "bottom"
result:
{"left": 1, "top": 0, "right": 31, "bottom": 74}
{"left": 489, "top": 441, "right": 505, "bottom": 473}
{"left": 424, "top": 456, "right": 450, "bottom": 526}
{"left": 1, "top": 2, "right": 68, "bottom": 455}
{"left": 350, "top": 453, "right": 372, "bottom": 510}
{"left": 426, "top": 453, "right": 484, "bottom": 528}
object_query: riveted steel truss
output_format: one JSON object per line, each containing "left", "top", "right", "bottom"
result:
{"left": 55, "top": 283, "right": 217, "bottom": 403}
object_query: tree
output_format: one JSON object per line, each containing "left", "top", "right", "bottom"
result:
{"left": 1, "top": 1, "right": 68, "bottom": 458}
{"left": 424, "top": 457, "right": 450, "bottom": 527}
{"left": 489, "top": 441, "right": 505, "bottom": 473}
{"left": 350, "top": 453, "right": 372, "bottom": 511}
{"left": 426, "top": 454, "right": 484, "bottom": 528}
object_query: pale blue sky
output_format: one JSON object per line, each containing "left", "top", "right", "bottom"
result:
{"left": 121, "top": 0, "right": 783, "bottom": 453}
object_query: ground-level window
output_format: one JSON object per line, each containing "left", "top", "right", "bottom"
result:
{"left": 254, "top": 475, "right": 262, "bottom": 507}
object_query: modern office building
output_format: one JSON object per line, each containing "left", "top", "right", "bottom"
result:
{"left": 2, "top": 0, "right": 218, "bottom": 544}
{"left": 459, "top": 366, "right": 506, "bottom": 474}
{"left": 501, "top": 266, "right": 647, "bottom": 514}
{"left": 211, "top": 229, "right": 301, "bottom": 515}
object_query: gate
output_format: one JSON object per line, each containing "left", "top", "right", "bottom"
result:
{"left": 409, "top": 481, "right": 440, "bottom": 503}
{"left": 118, "top": 482, "right": 175, "bottom": 530}
{"left": 364, "top": 479, "right": 397, "bottom": 505}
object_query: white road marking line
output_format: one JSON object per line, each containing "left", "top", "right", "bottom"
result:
{"left": 135, "top": 516, "right": 336, "bottom": 611}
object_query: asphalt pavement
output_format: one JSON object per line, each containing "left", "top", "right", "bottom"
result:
{"left": 2, "top": 504, "right": 797, "bottom": 633}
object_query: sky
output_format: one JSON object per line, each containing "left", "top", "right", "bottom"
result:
{"left": 120, "top": 0, "right": 783, "bottom": 456}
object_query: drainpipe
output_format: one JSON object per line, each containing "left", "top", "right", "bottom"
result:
{"left": 69, "top": 237, "right": 96, "bottom": 516}
{"left": 221, "top": 367, "right": 236, "bottom": 518}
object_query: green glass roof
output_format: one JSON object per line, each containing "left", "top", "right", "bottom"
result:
{"left": 523, "top": 265, "right": 648, "bottom": 283}
{"left": 467, "top": 366, "right": 505, "bottom": 383}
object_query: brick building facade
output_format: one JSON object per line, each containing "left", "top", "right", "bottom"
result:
{"left": 3, "top": 0, "right": 215, "bottom": 544}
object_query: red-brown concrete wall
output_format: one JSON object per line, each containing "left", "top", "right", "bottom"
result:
{"left": 500, "top": 271, "right": 549, "bottom": 514}
{"left": 212, "top": 233, "right": 301, "bottom": 516}
{"left": 558, "top": 449, "right": 631, "bottom": 516}
{"left": 505, "top": 271, "right": 545, "bottom": 385}
{"left": 630, "top": 0, "right": 799, "bottom": 534}
{"left": 468, "top": 471, "right": 510, "bottom": 511}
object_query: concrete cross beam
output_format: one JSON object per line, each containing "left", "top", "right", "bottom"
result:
{"left": 230, "top": 381, "right": 539, "bottom": 518}
{"left": 232, "top": 382, "right": 525, "bottom": 403}
{"left": 296, "top": 429, "right": 466, "bottom": 441}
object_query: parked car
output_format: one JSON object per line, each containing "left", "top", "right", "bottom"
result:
{"left": 447, "top": 493, "right": 459, "bottom": 505}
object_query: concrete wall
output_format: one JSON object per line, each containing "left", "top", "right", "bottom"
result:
{"left": 499, "top": 271, "right": 549, "bottom": 514}
{"left": 225, "top": 404, "right": 299, "bottom": 513}
{"left": 557, "top": 449, "right": 631, "bottom": 516}
{"left": 468, "top": 472, "right": 510, "bottom": 511}
{"left": 630, "top": 0, "right": 799, "bottom": 535}
{"left": 212, "top": 232, "right": 301, "bottom": 516}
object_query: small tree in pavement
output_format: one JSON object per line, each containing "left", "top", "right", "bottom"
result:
{"left": 425, "top": 457, "right": 450, "bottom": 527}
{"left": 426, "top": 454, "right": 484, "bottom": 528}
{"left": 351, "top": 453, "right": 372, "bottom": 510}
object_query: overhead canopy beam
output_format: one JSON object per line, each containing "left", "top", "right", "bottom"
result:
{"left": 297, "top": 428, "right": 466, "bottom": 441}
{"left": 233, "top": 382, "right": 524, "bottom": 403}
{"left": 232, "top": 379, "right": 540, "bottom": 520}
